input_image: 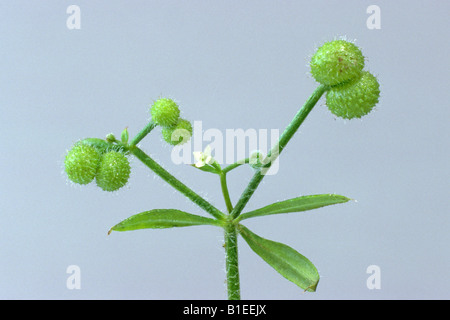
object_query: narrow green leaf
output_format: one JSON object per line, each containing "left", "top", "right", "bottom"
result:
{"left": 80, "top": 138, "right": 127, "bottom": 154}
{"left": 237, "top": 194, "right": 351, "bottom": 221}
{"left": 190, "top": 164, "right": 220, "bottom": 174}
{"left": 121, "top": 127, "right": 129, "bottom": 144}
{"left": 108, "top": 209, "right": 223, "bottom": 234}
{"left": 238, "top": 224, "right": 319, "bottom": 292}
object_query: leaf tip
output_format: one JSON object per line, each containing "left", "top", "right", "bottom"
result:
{"left": 303, "top": 280, "right": 319, "bottom": 293}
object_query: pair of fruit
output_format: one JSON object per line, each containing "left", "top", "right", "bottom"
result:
{"left": 151, "top": 41, "right": 379, "bottom": 122}
{"left": 150, "top": 98, "right": 193, "bottom": 146}
{"left": 65, "top": 97, "right": 192, "bottom": 190}
{"left": 310, "top": 39, "right": 380, "bottom": 119}
{"left": 64, "top": 142, "right": 130, "bottom": 192}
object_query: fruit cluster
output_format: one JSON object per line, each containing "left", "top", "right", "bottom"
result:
{"left": 310, "top": 39, "right": 380, "bottom": 119}
{"left": 150, "top": 98, "right": 193, "bottom": 146}
{"left": 64, "top": 141, "right": 131, "bottom": 192}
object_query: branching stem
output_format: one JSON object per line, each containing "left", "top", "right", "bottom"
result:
{"left": 130, "top": 146, "right": 226, "bottom": 221}
{"left": 129, "top": 121, "right": 157, "bottom": 147}
{"left": 230, "top": 84, "right": 328, "bottom": 220}
{"left": 220, "top": 172, "right": 233, "bottom": 213}
{"left": 127, "top": 85, "right": 328, "bottom": 300}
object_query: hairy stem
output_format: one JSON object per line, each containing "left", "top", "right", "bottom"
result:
{"left": 130, "top": 146, "right": 226, "bottom": 221}
{"left": 220, "top": 172, "right": 233, "bottom": 213}
{"left": 230, "top": 84, "right": 328, "bottom": 219}
{"left": 224, "top": 222, "right": 240, "bottom": 300}
{"left": 220, "top": 171, "right": 240, "bottom": 299}
{"left": 129, "top": 121, "right": 157, "bottom": 147}
{"left": 222, "top": 157, "right": 249, "bottom": 174}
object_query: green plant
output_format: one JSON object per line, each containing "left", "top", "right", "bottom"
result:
{"left": 63, "top": 38, "right": 380, "bottom": 299}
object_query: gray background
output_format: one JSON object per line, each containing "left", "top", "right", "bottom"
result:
{"left": 1, "top": 1, "right": 449, "bottom": 299}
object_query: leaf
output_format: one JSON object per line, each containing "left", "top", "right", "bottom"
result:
{"left": 80, "top": 138, "right": 127, "bottom": 154}
{"left": 238, "top": 224, "right": 319, "bottom": 292}
{"left": 237, "top": 194, "right": 351, "bottom": 221}
{"left": 190, "top": 164, "right": 220, "bottom": 174}
{"left": 121, "top": 128, "right": 129, "bottom": 144}
{"left": 108, "top": 209, "right": 223, "bottom": 234}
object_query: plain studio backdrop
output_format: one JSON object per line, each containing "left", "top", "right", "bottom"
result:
{"left": 1, "top": 1, "right": 448, "bottom": 299}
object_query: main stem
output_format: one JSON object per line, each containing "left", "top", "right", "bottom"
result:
{"left": 230, "top": 84, "right": 328, "bottom": 219}
{"left": 219, "top": 171, "right": 241, "bottom": 299}
{"left": 225, "top": 221, "right": 240, "bottom": 300}
{"left": 222, "top": 84, "right": 327, "bottom": 299}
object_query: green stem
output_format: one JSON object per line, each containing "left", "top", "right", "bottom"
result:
{"left": 224, "top": 222, "right": 240, "bottom": 300}
{"left": 222, "top": 158, "right": 249, "bottom": 174}
{"left": 130, "top": 146, "right": 226, "bottom": 221}
{"left": 230, "top": 84, "right": 328, "bottom": 219}
{"left": 219, "top": 168, "right": 240, "bottom": 299}
{"left": 220, "top": 172, "right": 234, "bottom": 213}
{"left": 129, "top": 121, "right": 157, "bottom": 147}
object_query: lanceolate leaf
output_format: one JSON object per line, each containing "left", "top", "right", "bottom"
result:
{"left": 238, "top": 225, "right": 319, "bottom": 292}
{"left": 237, "top": 194, "right": 351, "bottom": 221}
{"left": 80, "top": 137, "right": 127, "bottom": 154}
{"left": 108, "top": 209, "right": 223, "bottom": 234}
{"left": 190, "top": 164, "right": 220, "bottom": 174}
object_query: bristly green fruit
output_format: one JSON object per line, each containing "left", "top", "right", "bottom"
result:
{"left": 310, "top": 39, "right": 365, "bottom": 86}
{"left": 161, "top": 118, "right": 193, "bottom": 146}
{"left": 150, "top": 98, "right": 180, "bottom": 127}
{"left": 65, "top": 144, "right": 101, "bottom": 185}
{"left": 326, "top": 71, "right": 380, "bottom": 119}
{"left": 96, "top": 151, "right": 131, "bottom": 192}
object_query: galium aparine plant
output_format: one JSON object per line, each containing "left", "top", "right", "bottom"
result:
{"left": 63, "top": 38, "right": 380, "bottom": 299}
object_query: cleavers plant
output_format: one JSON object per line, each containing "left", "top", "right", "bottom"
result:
{"left": 63, "top": 38, "right": 380, "bottom": 299}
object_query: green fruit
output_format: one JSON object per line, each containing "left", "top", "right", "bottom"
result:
{"left": 150, "top": 98, "right": 180, "bottom": 127}
{"left": 161, "top": 118, "right": 193, "bottom": 146}
{"left": 65, "top": 144, "right": 101, "bottom": 185}
{"left": 326, "top": 71, "right": 380, "bottom": 119}
{"left": 96, "top": 151, "right": 131, "bottom": 192}
{"left": 310, "top": 39, "right": 365, "bottom": 86}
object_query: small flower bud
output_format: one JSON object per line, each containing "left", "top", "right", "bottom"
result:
{"left": 249, "top": 151, "right": 264, "bottom": 169}
{"left": 121, "top": 127, "right": 129, "bottom": 144}
{"left": 105, "top": 133, "right": 116, "bottom": 143}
